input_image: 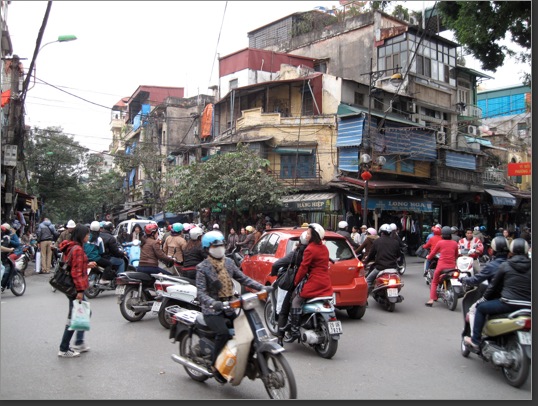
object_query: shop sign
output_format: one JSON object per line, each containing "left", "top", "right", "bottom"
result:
{"left": 367, "top": 198, "right": 433, "bottom": 212}
{"left": 281, "top": 199, "right": 330, "bottom": 211}
{"left": 507, "top": 162, "right": 531, "bottom": 176}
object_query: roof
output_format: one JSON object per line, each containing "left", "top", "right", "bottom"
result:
{"left": 457, "top": 65, "right": 494, "bottom": 80}
{"left": 126, "top": 85, "right": 185, "bottom": 105}
{"left": 337, "top": 103, "right": 425, "bottom": 127}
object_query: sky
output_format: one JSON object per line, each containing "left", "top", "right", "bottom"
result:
{"left": 6, "top": 1, "right": 530, "bottom": 152}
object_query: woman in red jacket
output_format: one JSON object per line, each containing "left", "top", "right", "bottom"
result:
{"left": 288, "top": 223, "right": 333, "bottom": 340}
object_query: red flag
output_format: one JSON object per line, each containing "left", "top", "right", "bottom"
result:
{"left": 1, "top": 89, "right": 11, "bottom": 107}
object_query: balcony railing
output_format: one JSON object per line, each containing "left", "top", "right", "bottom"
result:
{"left": 458, "top": 104, "right": 482, "bottom": 119}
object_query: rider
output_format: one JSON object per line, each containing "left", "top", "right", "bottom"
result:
{"left": 425, "top": 226, "right": 459, "bottom": 307}
{"left": 162, "top": 223, "right": 187, "bottom": 274}
{"left": 336, "top": 220, "right": 359, "bottom": 250}
{"left": 355, "top": 227, "right": 378, "bottom": 261}
{"left": 84, "top": 221, "right": 114, "bottom": 283}
{"left": 458, "top": 228, "right": 484, "bottom": 275}
{"left": 464, "top": 238, "right": 531, "bottom": 350}
{"left": 195, "top": 230, "right": 266, "bottom": 382}
{"left": 288, "top": 223, "right": 333, "bottom": 341}
{"left": 137, "top": 223, "right": 174, "bottom": 275}
{"left": 421, "top": 225, "right": 442, "bottom": 275}
{"left": 100, "top": 221, "right": 126, "bottom": 276}
{"left": 178, "top": 226, "right": 206, "bottom": 283}
{"left": 363, "top": 224, "right": 401, "bottom": 294}
{"left": 270, "top": 230, "right": 308, "bottom": 346}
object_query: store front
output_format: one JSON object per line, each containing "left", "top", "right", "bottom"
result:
{"left": 275, "top": 192, "right": 340, "bottom": 231}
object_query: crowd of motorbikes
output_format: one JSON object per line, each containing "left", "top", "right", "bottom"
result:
{"left": 2, "top": 223, "right": 530, "bottom": 395}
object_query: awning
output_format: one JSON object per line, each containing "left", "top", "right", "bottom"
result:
{"left": 280, "top": 192, "right": 338, "bottom": 211}
{"left": 485, "top": 189, "right": 517, "bottom": 206}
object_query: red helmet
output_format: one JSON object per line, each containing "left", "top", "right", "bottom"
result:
{"left": 433, "top": 226, "right": 442, "bottom": 236}
{"left": 167, "top": 225, "right": 172, "bottom": 231}
{"left": 145, "top": 223, "right": 159, "bottom": 235}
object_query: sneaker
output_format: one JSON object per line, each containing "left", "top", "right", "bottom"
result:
{"left": 72, "top": 343, "right": 90, "bottom": 353}
{"left": 58, "top": 349, "right": 81, "bottom": 358}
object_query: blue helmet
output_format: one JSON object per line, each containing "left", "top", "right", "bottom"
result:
{"left": 172, "top": 223, "right": 184, "bottom": 233}
{"left": 201, "top": 230, "right": 225, "bottom": 248}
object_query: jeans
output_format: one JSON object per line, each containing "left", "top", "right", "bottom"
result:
{"left": 109, "top": 256, "right": 125, "bottom": 274}
{"left": 59, "top": 296, "right": 87, "bottom": 352}
{"left": 366, "top": 268, "right": 381, "bottom": 292}
{"left": 471, "top": 299, "right": 521, "bottom": 345}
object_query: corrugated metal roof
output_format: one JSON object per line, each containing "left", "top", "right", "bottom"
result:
{"left": 281, "top": 192, "right": 337, "bottom": 202}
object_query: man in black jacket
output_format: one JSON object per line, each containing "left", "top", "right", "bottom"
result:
{"left": 99, "top": 222, "right": 126, "bottom": 275}
{"left": 363, "top": 224, "right": 401, "bottom": 294}
{"left": 336, "top": 221, "right": 359, "bottom": 249}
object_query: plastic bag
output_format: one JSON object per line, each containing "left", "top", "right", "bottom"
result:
{"left": 68, "top": 300, "right": 91, "bottom": 331}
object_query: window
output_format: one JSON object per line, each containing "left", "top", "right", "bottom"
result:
{"left": 229, "top": 79, "right": 238, "bottom": 90}
{"left": 314, "top": 61, "right": 327, "bottom": 73}
{"left": 280, "top": 154, "right": 316, "bottom": 179}
{"left": 301, "top": 89, "right": 314, "bottom": 115}
{"left": 354, "top": 92, "right": 364, "bottom": 106}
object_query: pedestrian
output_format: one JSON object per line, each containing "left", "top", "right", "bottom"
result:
{"left": 57, "top": 220, "right": 76, "bottom": 245}
{"left": 350, "top": 226, "right": 360, "bottom": 245}
{"left": 236, "top": 227, "right": 247, "bottom": 246}
{"left": 253, "top": 224, "right": 263, "bottom": 245}
{"left": 57, "top": 224, "right": 96, "bottom": 358}
{"left": 425, "top": 226, "right": 459, "bottom": 307}
{"left": 225, "top": 227, "right": 239, "bottom": 254}
{"left": 236, "top": 225, "right": 256, "bottom": 252}
{"left": 36, "top": 217, "right": 58, "bottom": 274}
{"left": 502, "top": 229, "right": 513, "bottom": 248}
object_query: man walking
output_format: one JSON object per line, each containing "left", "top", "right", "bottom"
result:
{"left": 36, "top": 217, "right": 58, "bottom": 274}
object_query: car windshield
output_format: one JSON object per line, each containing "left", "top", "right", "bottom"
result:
{"left": 285, "top": 237, "right": 355, "bottom": 261}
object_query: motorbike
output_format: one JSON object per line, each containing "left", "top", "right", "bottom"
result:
{"left": 226, "top": 246, "right": 244, "bottom": 269}
{"left": 425, "top": 266, "right": 463, "bottom": 311}
{"left": 152, "top": 272, "right": 199, "bottom": 329}
{"left": 1, "top": 255, "right": 26, "bottom": 296}
{"left": 264, "top": 282, "right": 342, "bottom": 359}
{"left": 456, "top": 249, "right": 475, "bottom": 280}
{"left": 85, "top": 265, "right": 118, "bottom": 299}
{"left": 460, "top": 282, "right": 531, "bottom": 388}
{"left": 12, "top": 245, "right": 33, "bottom": 272}
{"left": 122, "top": 240, "right": 141, "bottom": 268}
{"left": 370, "top": 268, "right": 404, "bottom": 312}
{"left": 397, "top": 241, "right": 407, "bottom": 275}
{"left": 167, "top": 289, "right": 298, "bottom": 399}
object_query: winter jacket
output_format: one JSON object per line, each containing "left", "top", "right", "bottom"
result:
{"left": 294, "top": 242, "right": 333, "bottom": 299}
{"left": 423, "top": 235, "right": 442, "bottom": 252}
{"left": 163, "top": 234, "right": 187, "bottom": 263}
{"left": 226, "top": 233, "right": 239, "bottom": 254}
{"left": 139, "top": 235, "right": 173, "bottom": 268}
{"left": 182, "top": 241, "right": 207, "bottom": 268}
{"left": 336, "top": 230, "right": 359, "bottom": 249}
{"left": 458, "top": 237, "right": 484, "bottom": 259}
{"left": 271, "top": 243, "right": 306, "bottom": 277}
{"left": 59, "top": 240, "right": 89, "bottom": 294}
{"left": 100, "top": 229, "right": 124, "bottom": 259}
{"left": 236, "top": 233, "right": 255, "bottom": 251}
{"left": 483, "top": 254, "right": 531, "bottom": 306}
{"left": 36, "top": 220, "right": 57, "bottom": 242}
{"left": 196, "top": 257, "right": 264, "bottom": 316}
{"left": 365, "top": 234, "right": 400, "bottom": 270}
{"left": 427, "top": 238, "right": 458, "bottom": 272}
{"left": 356, "top": 234, "right": 378, "bottom": 258}
{"left": 461, "top": 253, "right": 508, "bottom": 286}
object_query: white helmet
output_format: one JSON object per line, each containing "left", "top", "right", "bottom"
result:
{"left": 299, "top": 231, "right": 309, "bottom": 245}
{"left": 338, "top": 220, "right": 348, "bottom": 230}
{"left": 189, "top": 226, "right": 204, "bottom": 240}
{"left": 66, "top": 220, "right": 76, "bottom": 228}
{"left": 379, "top": 224, "right": 391, "bottom": 235}
{"left": 390, "top": 223, "right": 398, "bottom": 231}
{"left": 90, "top": 221, "right": 101, "bottom": 231}
{"left": 308, "top": 223, "right": 325, "bottom": 240}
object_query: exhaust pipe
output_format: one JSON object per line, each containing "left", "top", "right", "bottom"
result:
{"left": 171, "top": 354, "right": 213, "bottom": 376}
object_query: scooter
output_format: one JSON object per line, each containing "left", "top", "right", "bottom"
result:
{"left": 13, "top": 245, "right": 33, "bottom": 272}
{"left": 397, "top": 237, "right": 407, "bottom": 275}
{"left": 425, "top": 266, "right": 463, "bottom": 311}
{"left": 152, "top": 273, "right": 199, "bottom": 329}
{"left": 1, "top": 255, "right": 26, "bottom": 296}
{"left": 370, "top": 268, "right": 404, "bottom": 312}
{"left": 167, "top": 289, "right": 298, "bottom": 399}
{"left": 456, "top": 249, "right": 475, "bottom": 280}
{"left": 85, "top": 265, "right": 119, "bottom": 299}
{"left": 460, "top": 283, "right": 531, "bottom": 388}
{"left": 264, "top": 284, "right": 342, "bottom": 359}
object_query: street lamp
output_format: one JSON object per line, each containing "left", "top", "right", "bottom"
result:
{"left": 38, "top": 35, "right": 77, "bottom": 53}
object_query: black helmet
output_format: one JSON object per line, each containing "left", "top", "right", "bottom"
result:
{"left": 509, "top": 238, "right": 529, "bottom": 256}
{"left": 441, "top": 226, "right": 452, "bottom": 239}
{"left": 490, "top": 236, "right": 509, "bottom": 254}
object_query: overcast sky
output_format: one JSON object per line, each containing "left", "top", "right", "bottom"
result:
{"left": 6, "top": 1, "right": 529, "bottom": 152}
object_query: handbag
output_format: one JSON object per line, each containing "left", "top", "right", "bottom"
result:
{"left": 415, "top": 246, "right": 429, "bottom": 259}
{"left": 68, "top": 300, "right": 91, "bottom": 331}
{"left": 277, "top": 263, "right": 298, "bottom": 291}
{"left": 49, "top": 251, "right": 76, "bottom": 297}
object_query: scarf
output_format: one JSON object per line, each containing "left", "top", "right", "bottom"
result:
{"left": 208, "top": 256, "right": 234, "bottom": 298}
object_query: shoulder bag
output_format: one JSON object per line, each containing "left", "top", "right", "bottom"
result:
{"left": 277, "top": 263, "right": 298, "bottom": 291}
{"left": 49, "top": 251, "right": 77, "bottom": 297}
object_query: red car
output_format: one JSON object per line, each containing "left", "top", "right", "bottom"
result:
{"left": 240, "top": 227, "right": 368, "bottom": 319}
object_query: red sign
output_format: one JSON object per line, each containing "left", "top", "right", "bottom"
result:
{"left": 507, "top": 162, "right": 531, "bottom": 176}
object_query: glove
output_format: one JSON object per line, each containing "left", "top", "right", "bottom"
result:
{"left": 264, "top": 285, "right": 274, "bottom": 294}
{"left": 212, "top": 301, "right": 224, "bottom": 311}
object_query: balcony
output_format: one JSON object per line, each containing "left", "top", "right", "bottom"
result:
{"left": 457, "top": 104, "right": 482, "bottom": 120}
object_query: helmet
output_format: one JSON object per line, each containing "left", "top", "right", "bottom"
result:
{"left": 509, "top": 238, "right": 529, "bottom": 256}
{"left": 308, "top": 223, "right": 325, "bottom": 240}
{"left": 433, "top": 226, "right": 442, "bottom": 236}
{"left": 90, "top": 221, "right": 101, "bottom": 231}
{"left": 441, "top": 226, "right": 452, "bottom": 239}
{"left": 379, "top": 224, "right": 391, "bottom": 235}
{"left": 99, "top": 221, "right": 106, "bottom": 228}
{"left": 450, "top": 226, "right": 458, "bottom": 233}
{"left": 145, "top": 223, "right": 159, "bottom": 235}
{"left": 390, "top": 223, "right": 398, "bottom": 231}
{"left": 367, "top": 227, "right": 377, "bottom": 236}
{"left": 167, "top": 225, "right": 172, "bottom": 232}
{"left": 474, "top": 226, "right": 480, "bottom": 232}
{"left": 479, "top": 226, "right": 486, "bottom": 232}
{"left": 103, "top": 221, "right": 114, "bottom": 232}
{"left": 201, "top": 230, "right": 225, "bottom": 248}
{"left": 490, "top": 236, "right": 509, "bottom": 253}
{"left": 189, "top": 226, "right": 204, "bottom": 240}
{"left": 213, "top": 224, "right": 220, "bottom": 229}
{"left": 66, "top": 220, "right": 76, "bottom": 228}
{"left": 299, "top": 231, "right": 309, "bottom": 245}
{"left": 172, "top": 223, "right": 184, "bottom": 233}
{"left": 1, "top": 223, "right": 11, "bottom": 232}
{"left": 338, "top": 220, "right": 348, "bottom": 230}
{"left": 245, "top": 225, "right": 255, "bottom": 233}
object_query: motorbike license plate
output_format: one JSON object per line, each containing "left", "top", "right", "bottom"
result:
{"left": 387, "top": 288, "right": 399, "bottom": 297}
{"left": 115, "top": 285, "right": 125, "bottom": 295}
{"left": 517, "top": 331, "right": 532, "bottom": 345}
{"left": 151, "top": 301, "right": 161, "bottom": 313}
{"left": 328, "top": 320, "right": 342, "bottom": 335}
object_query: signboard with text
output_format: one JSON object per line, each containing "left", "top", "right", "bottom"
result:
{"left": 507, "top": 162, "right": 531, "bottom": 176}
{"left": 367, "top": 198, "right": 433, "bottom": 212}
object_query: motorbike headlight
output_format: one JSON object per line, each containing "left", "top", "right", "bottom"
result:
{"left": 241, "top": 293, "right": 259, "bottom": 310}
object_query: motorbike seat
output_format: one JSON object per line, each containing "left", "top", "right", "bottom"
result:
{"left": 123, "top": 271, "right": 155, "bottom": 282}
{"left": 305, "top": 296, "right": 333, "bottom": 303}
{"left": 378, "top": 268, "right": 398, "bottom": 277}
{"left": 439, "top": 268, "right": 456, "bottom": 275}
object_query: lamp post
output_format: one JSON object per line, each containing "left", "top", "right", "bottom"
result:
{"left": 359, "top": 58, "right": 402, "bottom": 227}
{"left": 38, "top": 34, "right": 77, "bottom": 53}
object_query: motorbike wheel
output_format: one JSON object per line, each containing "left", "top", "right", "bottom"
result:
{"left": 263, "top": 298, "right": 278, "bottom": 336}
{"left": 502, "top": 335, "right": 530, "bottom": 388}
{"left": 10, "top": 271, "right": 26, "bottom": 296}
{"left": 85, "top": 272, "right": 101, "bottom": 299}
{"left": 445, "top": 283, "right": 458, "bottom": 311}
{"left": 261, "top": 352, "right": 298, "bottom": 399}
{"left": 346, "top": 305, "right": 366, "bottom": 320}
{"left": 314, "top": 317, "right": 338, "bottom": 359}
{"left": 385, "top": 301, "right": 396, "bottom": 312}
{"left": 158, "top": 298, "right": 174, "bottom": 329}
{"left": 119, "top": 286, "right": 147, "bottom": 322}
{"left": 178, "top": 331, "right": 209, "bottom": 382}
{"left": 460, "top": 336, "right": 470, "bottom": 358}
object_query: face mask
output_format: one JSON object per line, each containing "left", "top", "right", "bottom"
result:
{"left": 209, "top": 246, "right": 226, "bottom": 259}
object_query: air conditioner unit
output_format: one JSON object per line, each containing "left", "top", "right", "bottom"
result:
{"left": 467, "top": 125, "right": 478, "bottom": 136}
{"left": 406, "top": 101, "right": 416, "bottom": 113}
{"left": 436, "top": 132, "right": 446, "bottom": 145}
{"left": 409, "top": 16, "right": 419, "bottom": 26}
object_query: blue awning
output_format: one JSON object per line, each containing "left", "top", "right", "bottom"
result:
{"left": 274, "top": 147, "right": 313, "bottom": 154}
{"left": 446, "top": 151, "right": 476, "bottom": 170}
{"left": 485, "top": 189, "right": 516, "bottom": 206}
{"left": 337, "top": 116, "right": 365, "bottom": 147}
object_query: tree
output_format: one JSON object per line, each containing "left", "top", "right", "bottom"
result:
{"left": 164, "top": 144, "right": 294, "bottom": 229}
{"left": 437, "top": 1, "right": 531, "bottom": 85}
